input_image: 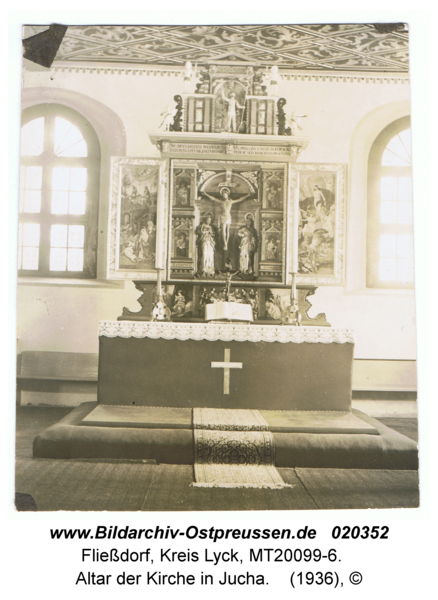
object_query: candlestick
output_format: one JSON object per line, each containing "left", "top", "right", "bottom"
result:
{"left": 292, "top": 192, "right": 299, "bottom": 273}
{"left": 152, "top": 268, "right": 170, "bottom": 321}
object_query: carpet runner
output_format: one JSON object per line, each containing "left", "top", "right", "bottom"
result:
{"left": 192, "top": 408, "right": 292, "bottom": 489}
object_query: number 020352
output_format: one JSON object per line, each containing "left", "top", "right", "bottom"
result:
{"left": 332, "top": 526, "right": 389, "bottom": 540}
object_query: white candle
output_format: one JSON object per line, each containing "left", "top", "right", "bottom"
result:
{"left": 292, "top": 185, "right": 299, "bottom": 274}
{"left": 155, "top": 183, "right": 165, "bottom": 270}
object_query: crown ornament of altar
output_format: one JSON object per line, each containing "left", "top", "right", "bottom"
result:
{"left": 149, "top": 63, "right": 311, "bottom": 161}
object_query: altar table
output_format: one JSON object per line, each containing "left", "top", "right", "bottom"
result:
{"left": 97, "top": 322, "right": 354, "bottom": 412}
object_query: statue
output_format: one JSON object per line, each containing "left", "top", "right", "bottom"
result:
{"left": 266, "top": 66, "right": 282, "bottom": 96}
{"left": 237, "top": 213, "right": 258, "bottom": 276}
{"left": 159, "top": 105, "right": 176, "bottom": 131}
{"left": 289, "top": 111, "right": 308, "bottom": 136}
{"left": 195, "top": 213, "right": 218, "bottom": 277}
{"left": 201, "top": 187, "right": 254, "bottom": 250}
{"left": 183, "top": 61, "right": 196, "bottom": 93}
{"left": 221, "top": 90, "right": 245, "bottom": 133}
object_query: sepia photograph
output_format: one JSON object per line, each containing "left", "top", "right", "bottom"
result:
{"left": 15, "top": 21, "right": 419, "bottom": 512}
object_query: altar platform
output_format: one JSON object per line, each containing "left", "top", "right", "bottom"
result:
{"left": 33, "top": 321, "right": 418, "bottom": 470}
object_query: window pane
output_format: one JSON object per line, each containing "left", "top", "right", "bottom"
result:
{"left": 382, "top": 129, "right": 411, "bottom": 166}
{"left": 51, "top": 224, "right": 68, "bottom": 248}
{"left": 22, "top": 247, "right": 39, "bottom": 270}
{"left": 50, "top": 248, "right": 67, "bottom": 271}
{"left": 398, "top": 202, "right": 413, "bottom": 225}
{"left": 70, "top": 168, "right": 87, "bottom": 191}
{"left": 397, "top": 234, "right": 413, "bottom": 258}
{"left": 380, "top": 234, "right": 396, "bottom": 257}
{"left": 381, "top": 201, "right": 397, "bottom": 224}
{"left": 398, "top": 177, "right": 412, "bottom": 201}
{"left": 379, "top": 257, "right": 396, "bottom": 281}
{"left": 397, "top": 258, "right": 414, "bottom": 282}
{"left": 20, "top": 118, "right": 44, "bottom": 156}
{"left": 23, "top": 190, "right": 41, "bottom": 213}
{"left": 54, "top": 117, "right": 87, "bottom": 157}
{"left": 69, "top": 192, "right": 86, "bottom": 215}
{"left": 51, "top": 191, "right": 69, "bottom": 214}
{"left": 22, "top": 223, "right": 40, "bottom": 247}
{"left": 24, "top": 166, "right": 43, "bottom": 190}
{"left": 18, "top": 223, "right": 23, "bottom": 247}
{"left": 52, "top": 167, "right": 70, "bottom": 191}
{"left": 380, "top": 177, "right": 397, "bottom": 200}
{"left": 17, "top": 246, "right": 22, "bottom": 270}
{"left": 68, "top": 225, "right": 84, "bottom": 248}
{"left": 67, "top": 248, "right": 84, "bottom": 271}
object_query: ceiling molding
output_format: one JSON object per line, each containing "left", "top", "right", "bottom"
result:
{"left": 23, "top": 24, "right": 409, "bottom": 74}
{"left": 24, "top": 61, "right": 409, "bottom": 85}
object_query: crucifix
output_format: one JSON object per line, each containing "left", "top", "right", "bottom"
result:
{"left": 211, "top": 349, "right": 242, "bottom": 394}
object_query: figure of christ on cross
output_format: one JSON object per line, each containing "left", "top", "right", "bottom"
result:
{"left": 211, "top": 349, "right": 243, "bottom": 395}
{"left": 201, "top": 187, "right": 254, "bottom": 250}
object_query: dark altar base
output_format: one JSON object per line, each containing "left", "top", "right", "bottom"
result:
{"left": 33, "top": 321, "right": 418, "bottom": 472}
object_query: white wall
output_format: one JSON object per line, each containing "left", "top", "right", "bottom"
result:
{"left": 17, "top": 64, "right": 416, "bottom": 359}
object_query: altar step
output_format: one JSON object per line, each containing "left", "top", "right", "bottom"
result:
{"left": 81, "top": 404, "right": 378, "bottom": 435}
{"left": 33, "top": 402, "right": 418, "bottom": 470}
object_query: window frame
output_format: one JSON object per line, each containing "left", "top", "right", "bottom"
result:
{"left": 19, "top": 103, "right": 101, "bottom": 279}
{"left": 367, "top": 116, "right": 413, "bottom": 289}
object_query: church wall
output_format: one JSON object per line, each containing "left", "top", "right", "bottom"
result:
{"left": 18, "top": 65, "right": 415, "bottom": 360}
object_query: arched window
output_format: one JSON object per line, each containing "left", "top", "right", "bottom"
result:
{"left": 367, "top": 116, "right": 413, "bottom": 288}
{"left": 18, "top": 104, "right": 100, "bottom": 278}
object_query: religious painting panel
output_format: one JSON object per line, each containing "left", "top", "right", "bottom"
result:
{"left": 108, "top": 157, "right": 168, "bottom": 279}
{"left": 291, "top": 163, "right": 346, "bottom": 286}
{"left": 168, "top": 160, "right": 289, "bottom": 284}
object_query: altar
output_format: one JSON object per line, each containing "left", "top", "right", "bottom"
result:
{"left": 97, "top": 321, "right": 354, "bottom": 411}
{"left": 33, "top": 321, "right": 418, "bottom": 471}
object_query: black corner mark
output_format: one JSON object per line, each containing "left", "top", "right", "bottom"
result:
{"left": 22, "top": 24, "right": 68, "bottom": 68}
{"left": 372, "top": 23, "right": 407, "bottom": 34}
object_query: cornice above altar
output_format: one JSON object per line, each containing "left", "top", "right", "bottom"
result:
{"left": 149, "top": 132, "right": 311, "bottom": 162}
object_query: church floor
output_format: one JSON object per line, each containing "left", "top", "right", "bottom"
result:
{"left": 15, "top": 406, "right": 419, "bottom": 512}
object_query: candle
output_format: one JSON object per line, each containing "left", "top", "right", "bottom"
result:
{"left": 155, "top": 183, "right": 165, "bottom": 270}
{"left": 292, "top": 186, "right": 299, "bottom": 274}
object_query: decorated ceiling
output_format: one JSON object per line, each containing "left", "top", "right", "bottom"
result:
{"left": 24, "top": 24, "right": 409, "bottom": 72}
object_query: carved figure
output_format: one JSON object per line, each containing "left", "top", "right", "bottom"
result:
{"left": 221, "top": 90, "right": 245, "bottom": 132}
{"left": 266, "top": 237, "right": 278, "bottom": 260}
{"left": 266, "top": 66, "right": 282, "bottom": 96}
{"left": 175, "top": 231, "right": 188, "bottom": 258}
{"left": 277, "top": 98, "right": 291, "bottom": 136}
{"left": 248, "top": 289, "right": 259, "bottom": 320}
{"left": 289, "top": 111, "right": 308, "bottom": 136}
{"left": 237, "top": 213, "right": 258, "bottom": 275}
{"left": 172, "top": 290, "right": 187, "bottom": 316}
{"left": 183, "top": 61, "right": 195, "bottom": 93}
{"left": 176, "top": 182, "right": 190, "bottom": 206}
{"left": 266, "top": 183, "right": 280, "bottom": 208}
{"left": 201, "top": 187, "right": 253, "bottom": 250}
{"left": 195, "top": 213, "right": 217, "bottom": 277}
{"left": 171, "top": 95, "right": 183, "bottom": 131}
{"left": 159, "top": 105, "right": 176, "bottom": 131}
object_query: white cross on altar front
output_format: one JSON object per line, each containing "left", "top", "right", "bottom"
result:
{"left": 211, "top": 349, "right": 242, "bottom": 395}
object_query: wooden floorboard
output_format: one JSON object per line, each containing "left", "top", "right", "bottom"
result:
{"left": 295, "top": 468, "right": 419, "bottom": 510}
{"left": 16, "top": 459, "right": 157, "bottom": 512}
{"left": 140, "top": 465, "right": 317, "bottom": 511}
